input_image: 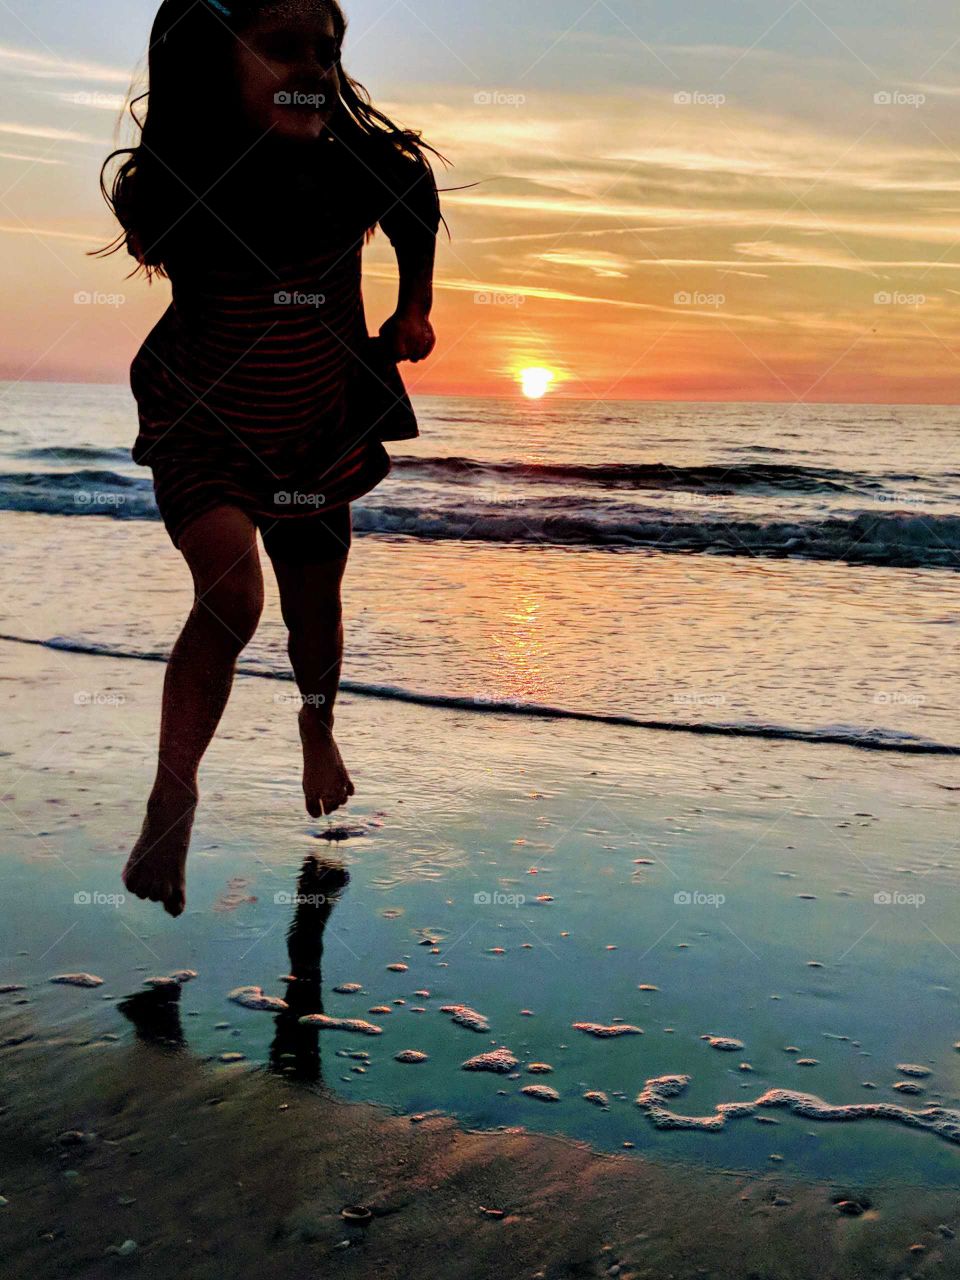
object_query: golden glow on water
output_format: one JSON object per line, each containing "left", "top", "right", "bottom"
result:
{"left": 491, "top": 589, "right": 549, "bottom": 701}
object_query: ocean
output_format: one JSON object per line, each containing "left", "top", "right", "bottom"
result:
{"left": 1, "top": 381, "right": 958, "bottom": 753}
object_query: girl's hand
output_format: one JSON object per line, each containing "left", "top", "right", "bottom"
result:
{"left": 379, "top": 309, "right": 436, "bottom": 363}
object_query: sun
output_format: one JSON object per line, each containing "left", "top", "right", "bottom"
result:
{"left": 519, "top": 367, "right": 555, "bottom": 399}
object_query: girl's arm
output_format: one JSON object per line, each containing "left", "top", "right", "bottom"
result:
{"left": 377, "top": 150, "right": 441, "bottom": 363}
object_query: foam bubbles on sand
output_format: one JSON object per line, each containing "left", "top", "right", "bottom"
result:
{"left": 703, "top": 1036, "right": 744, "bottom": 1052}
{"left": 395, "top": 1050, "right": 429, "bottom": 1064}
{"left": 521, "top": 1084, "right": 560, "bottom": 1102}
{"left": 462, "top": 1047, "right": 518, "bottom": 1073}
{"left": 334, "top": 983, "right": 363, "bottom": 995}
{"left": 49, "top": 973, "right": 103, "bottom": 988}
{"left": 440, "top": 1003, "right": 490, "bottom": 1032}
{"left": 583, "top": 1091, "right": 609, "bottom": 1106}
{"left": 634, "top": 1073, "right": 960, "bottom": 1146}
{"left": 145, "top": 970, "right": 197, "bottom": 988}
{"left": 572, "top": 1022, "right": 642, "bottom": 1038}
{"left": 298, "top": 1014, "right": 384, "bottom": 1035}
{"left": 897, "top": 1064, "right": 933, "bottom": 1078}
{"left": 228, "top": 986, "right": 288, "bottom": 1013}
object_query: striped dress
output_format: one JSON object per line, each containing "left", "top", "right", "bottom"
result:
{"left": 129, "top": 130, "right": 440, "bottom": 549}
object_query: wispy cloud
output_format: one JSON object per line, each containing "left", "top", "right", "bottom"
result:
{"left": 0, "top": 43, "right": 130, "bottom": 85}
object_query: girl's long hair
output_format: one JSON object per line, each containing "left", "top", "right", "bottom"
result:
{"left": 92, "top": 0, "right": 449, "bottom": 281}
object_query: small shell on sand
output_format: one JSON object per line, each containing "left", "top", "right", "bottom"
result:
{"left": 526, "top": 1063, "right": 553, "bottom": 1074}
{"left": 572, "top": 1023, "right": 642, "bottom": 1038}
{"left": 144, "top": 977, "right": 180, "bottom": 989}
{"left": 440, "top": 1004, "right": 490, "bottom": 1033}
{"left": 50, "top": 973, "right": 103, "bottom": 988}
{"left": 583, "top": 1091, "right": 609, "bottom": 1107}
{"left": 395, "top": 1050, "right": 429, "bottom": 1064}
{"left": 334, "top": 983, "right": 363, "bottom": 995}
{"left": 897, "top": 1064, "right": 932, "bottom": 1078}
{"left": 387, "top": 963, "right": 409, "bottom": 972}
{"left": 368, "top": 1006, "right": 392, "bottom": 1015}
{"left": 228, "top": 986, "right": 288, "bottom": 1013}
{"left": 298, "top": 1014, "right": 383, "bottom": 1035}
{"left": 704, "top": 1036, "right": 744, "bottom": 1052}
{"left": 521, "top": 1084, "right": 560, "bottom": 1102}
{"left": 893, "top": 1081, "right": 925, "bottom": 1095}
{"left": 739, "top": 1063, "right": 753, "bottom": 1072}
{"left": 463, "top": 1047, "right": 518, "bottom": 1073}
{"left": 0, "top": 984, "right": 26, "bottom": 994}
{"left": 218, "top": 1052, "right": 246, "bottom": 1063}
{"left": 414, "top": 990, "right": 431, "bottom": 998}
{"left": 637, "top": 984, "right": 659, "bottom": 992}
{"left": 796, "top": 1059, "right": 819, "bottom": 1067}
{"left": 169, "top": 969, "right": 198, "bottom": 983}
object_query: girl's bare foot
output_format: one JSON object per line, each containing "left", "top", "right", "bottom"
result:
{"left": 299, "top": 706, "right": 355, "bottom": 818}
{"left": 123, "top": 780, "right": 198, "bottom": 917}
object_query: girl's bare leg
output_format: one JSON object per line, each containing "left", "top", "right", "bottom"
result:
{"left": 268, "top": 549, "right": 355, "bottom": 818}
{"left": 123, "top": 506, "right": 264, "bottom": 916}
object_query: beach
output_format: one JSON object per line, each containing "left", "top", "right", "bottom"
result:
{"left": 4, "top": 1002, "right": 959, "bottom": 1280}
{"left": 2, "top": 390, "right": 960, "bottom": 1275}
{"left": 2, "top": 632, "right": 960, "bottom": 1276}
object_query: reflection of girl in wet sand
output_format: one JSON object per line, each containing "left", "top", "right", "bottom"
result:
{"left": 119, "top": 855, "right": 348, "bottom": 1084}
{"left": 270, "top": 856, "right": 349, "bottom": 1081}
{"left": 94, "top": 0, "right": 444, "bottom": 916}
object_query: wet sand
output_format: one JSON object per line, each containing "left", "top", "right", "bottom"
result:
{"left": 2, "top": 1007, "right": 957, "bottom": 1280}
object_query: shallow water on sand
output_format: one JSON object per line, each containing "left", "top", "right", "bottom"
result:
{"left": 3, "top": 640, "right": 960, "bottom": 1189}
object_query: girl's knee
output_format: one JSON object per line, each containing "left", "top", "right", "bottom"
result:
{"left": 196, "top": 571, "right": 264, "bottom": 647}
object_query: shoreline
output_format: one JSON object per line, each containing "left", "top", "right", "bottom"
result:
{"left": 2, "top": 1006, "right": 956, "bottom": 1280}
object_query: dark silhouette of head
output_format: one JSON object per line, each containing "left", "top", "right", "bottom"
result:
{"left": 93, "top": 0, "right": 447, "bottom": 278}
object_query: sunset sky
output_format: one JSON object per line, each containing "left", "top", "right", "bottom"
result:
{"left": 1, "top": 0, "right": 959, "bottom": 400}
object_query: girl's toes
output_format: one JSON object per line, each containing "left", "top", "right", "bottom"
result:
{"left": 165, "top": 889, "right": 185, "bottom": 917}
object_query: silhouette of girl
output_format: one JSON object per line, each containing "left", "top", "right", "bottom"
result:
{"left": 94, "top": 0, "right": 444, "bottom": 916}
